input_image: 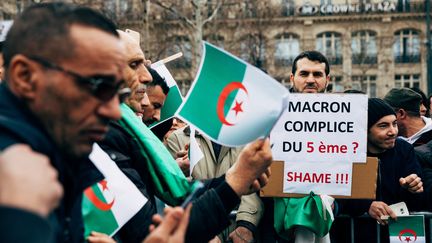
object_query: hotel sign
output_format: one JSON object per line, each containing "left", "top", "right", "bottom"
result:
{"left": 297, "top": 1, "right": 397, "bottom": 15}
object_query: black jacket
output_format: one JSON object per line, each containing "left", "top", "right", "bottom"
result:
{"left": 99, "top": 121, "right": 241, "bottom": 243}
{"left": 0, "top": 84, "right": 103, "bottom": 243}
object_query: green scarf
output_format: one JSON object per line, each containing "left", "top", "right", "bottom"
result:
{"left": 274, "top": 192, "right": 333, "bottom": 239}
{"left": 118, "top": 103, "right": 192, "bottom": 205}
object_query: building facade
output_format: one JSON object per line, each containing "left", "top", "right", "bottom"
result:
{"left": 142, "top": 0, "right": 429, "bottom": 97}
{"left": 0, "top": 0, "right": 429, "bottom": 97}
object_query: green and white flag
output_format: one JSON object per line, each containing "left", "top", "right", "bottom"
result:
{"left": 188, "top": 126, "right": 204, "bottom": 176}
{"left": 389, "top": 215, "right": 425, "bottom": 243}
{"left": 82, "top": 143, "right": 148, "bottom": 238}
{"left": 149, "top": 63, "right": 184, "bottom": 128}
{"left": 178, "top": 42, "right": 288, "bottom": 146}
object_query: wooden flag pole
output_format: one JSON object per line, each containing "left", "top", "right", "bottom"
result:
{"left": 151, "top": 52, "right": 183, "bottom": 68}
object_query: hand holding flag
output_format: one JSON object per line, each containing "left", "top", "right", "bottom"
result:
{"left": 225, "top": 138, "right": 273, "bottom": 196}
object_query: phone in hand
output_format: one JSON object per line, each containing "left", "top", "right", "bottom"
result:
{"left": 181, "top": 181, "right": 205, "bottom": 208}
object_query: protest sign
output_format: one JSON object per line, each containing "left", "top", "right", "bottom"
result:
{"left": 283, "top": 161, "right": 352, "bottom": 195}
{"left": 271, "top": 93, "right": 368, "bottom": 163}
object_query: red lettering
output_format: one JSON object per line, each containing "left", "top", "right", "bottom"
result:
{"left": 287, "top": 172, "right": 332, "bottom": 183}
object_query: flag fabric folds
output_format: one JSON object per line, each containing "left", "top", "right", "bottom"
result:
{"left": 82, "top": 144, "right": 147, "bottom": 237}
{"left": 188, "top": 126, "right": 204, "bottom": 176}
{"left": 149, "top": 63, "right": 184, "bottom": 128}
{"left": 118, "top": 103, "right": 192, "bottom": 205}
{"left": 178, "top": 41, "right": 288, "bottom": 146}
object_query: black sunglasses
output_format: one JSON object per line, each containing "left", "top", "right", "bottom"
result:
{"left": 27, "top": 55, "right": 130, "bottom": 103}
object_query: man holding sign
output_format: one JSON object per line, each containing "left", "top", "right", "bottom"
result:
{"left": 265, "top": 51, "right": 335, "bottom": 242}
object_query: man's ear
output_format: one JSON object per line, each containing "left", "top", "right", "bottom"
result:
{"left": 7, "top": 55, "right": 41, "bottom": 100}
{"left": 397, "top": 109, "right": 407, "bottom": 119}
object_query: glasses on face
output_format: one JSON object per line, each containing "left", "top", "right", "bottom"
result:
{"left": 26, "top": 55, "right": 130, "bottom": 103}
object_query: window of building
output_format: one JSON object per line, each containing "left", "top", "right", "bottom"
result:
{"left": 393, "top": 29, "right": 420, "bottom": 63}
{"left": 316, "top": 32, "right": 343, "bottom": 65}
{"left": 352, "top": 75, "right": 377, "bottom": 97}
{"left": 240, "top": 34, "right": 266, "bottom": 68}
{"left": 330, "top": 76, "right": 344, "bottom": 93}
{"left": 282, "top": 0, "right": 295, "bottom": 16}
{"left": 274, "top": 33, "right": 300, "bottom": 66}
{"left": 395, "top": 74, "right": 420, "bottom": 88}
{"left": 165, "top": 36, "right": 192, "bottom": 68}
{"left": 351, "top": 30, "right": 377, "bottom": 64}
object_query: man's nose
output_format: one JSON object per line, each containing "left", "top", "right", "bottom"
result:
{"left": 138, "top": 64, "right": 152, "bottom": 84}
{"left": 141, "top": 93, "right": 150, "bottom": 107}
{"left": 153, "top": 109, "right": 161, "bottom": 122}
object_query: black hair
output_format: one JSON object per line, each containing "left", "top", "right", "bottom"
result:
{"left": 3, "top": 2, "right": 118, "bottom": 69}
{"left": 148, "top": 67, "right": 169, "bottom": 95}
{"left": 344, "top": 89, "right": 366, "bottom": 94}
{"left": 410, "top": 87, "right": 430, "bottom": 116}
{"left": 291, "top": 51, "right": 330, "bottom": 76}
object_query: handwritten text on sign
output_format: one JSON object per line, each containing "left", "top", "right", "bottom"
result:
{"left": 283, "top": 161, "right": 353, "bottom": 195}
{"left": 271, "top": 93, "right": 368, "bottom": 163}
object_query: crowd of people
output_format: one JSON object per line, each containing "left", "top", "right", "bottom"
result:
{"left": 1, "top": 2, "right": 432, "bottom": 243}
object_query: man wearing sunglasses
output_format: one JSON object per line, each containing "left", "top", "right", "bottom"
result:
{"left": 0, "top": 3, "right": 128, "bottom": 242}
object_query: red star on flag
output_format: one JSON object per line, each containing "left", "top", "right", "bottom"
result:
{"left": 232, "top": 100, "right": 243, "bottom": 116}
{"left": 99, "top": 180, "right": 109, "bottom": 191}
{"left": 404, "top": 236, "right": 412, "bottom": 242}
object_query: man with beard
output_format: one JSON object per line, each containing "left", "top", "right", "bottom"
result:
{"left": 99, "top": 30, "right": 273, "bottom": 243}
{"left": 142, "top": 68, "right": 169, "bottom": 126}
{"left": 289, "top": 51, "right": 330, "bottom": 94}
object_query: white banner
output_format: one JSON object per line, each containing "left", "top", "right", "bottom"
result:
{"left": 271, "top": 93, "right": 368, "bottom": 163}
{"left": 283, "top": 160, "right": 353, "bottom": 195}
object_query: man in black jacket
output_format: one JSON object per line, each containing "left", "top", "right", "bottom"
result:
{"left": 337, "top": 98, "right": 424, "bottom": 242}
{"left": 0, "top": 3, "right": 127, "bottom": 242}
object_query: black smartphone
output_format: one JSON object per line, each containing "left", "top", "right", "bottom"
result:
{"left": 181, "top": 181, "right": 205, "bottom": 208}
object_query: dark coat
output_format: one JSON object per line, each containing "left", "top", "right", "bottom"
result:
{"left": 0, "top": 84, "right": 103, "bottom": 243}
{"left": 99, "top": 121, "right": 241, "bottom": 243}
{"left": 334, "top": 139, "right": 425, "bottom": 243}
{"left": 415, "top": 140, "right": 432, "bottom": 210}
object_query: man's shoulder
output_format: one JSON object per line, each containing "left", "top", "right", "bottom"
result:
{"left": 0, "top": 130, "right": 23, "bottom": 152}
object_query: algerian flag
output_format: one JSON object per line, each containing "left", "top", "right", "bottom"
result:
{"left": 82, "top": 143, "right": 148, "bottom": 238}
{"left": 149, "top": 63, "right": 184, "bottom": 128}
{"left": 188, "top": 126, "right": 204, "bottom": 176}
{"left": 178, "top": 42, "right": 289, "bottom": 146}
{"left": 389, "top": 215, "right": 425, "bottom": 243}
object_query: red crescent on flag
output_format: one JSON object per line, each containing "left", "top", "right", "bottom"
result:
{"left": 84, "top": 180, "right": 115, "bottom": 211}
{"left": 216, "top": 82, "right": 248, "bottom": 126}
{"left": 398, "top": 229, "right": 417, "bottom": 242}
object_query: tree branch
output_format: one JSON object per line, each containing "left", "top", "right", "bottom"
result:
{"left": 203, "top": 0, "right": 223, "bottom": 25}
{"left": 151, "top": 0, "right": 196, "bottom": 28}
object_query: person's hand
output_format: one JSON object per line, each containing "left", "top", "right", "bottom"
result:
{"left": 87, "top": 231, "right": 116, "bottom": 243}
{"left": 226, "top": 138, "right": 272, "bottom": 196}
{"left": 175, "top": 144, "right": 190, "bottom": 176}
{"left": 368, "top": 201, "right": 396, "bottom": 225}
{"left": 0, "top": 144, "right": 63, "bottom": 217}
{"left": 400, "top": 174, "right": 423, "bottom": 193}
{"left": 208, "top": 236, "right": 222, "bottom": 243}
{"left": 229, "top": 226, "right": 254, "bottom": 243}
{"left": 144, "top": 205, "right": 191, "bottom": 243}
